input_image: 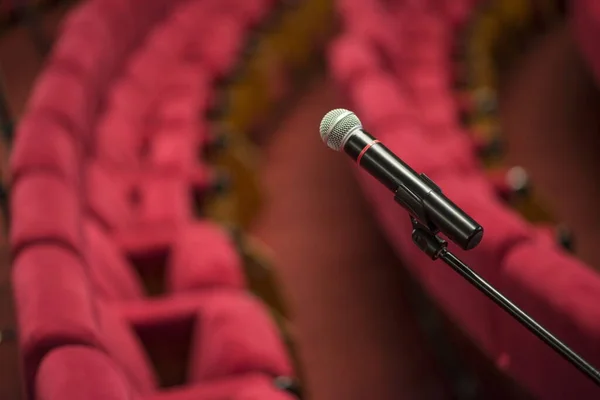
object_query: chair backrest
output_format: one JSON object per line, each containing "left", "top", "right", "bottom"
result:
{"left": 12, "top": 245, "right": 101, "bottom": 397}
{"left": 36, "top": 345, "right": 138, "bottom": 400}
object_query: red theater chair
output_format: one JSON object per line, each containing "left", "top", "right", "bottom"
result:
{"left": 13, "top": 244, "right": 292, "bottom": 399}
{"left": 12, "top": 245, "right": 103, "bottom": 398}
{"left": 496, "top": 238, "right": 600, "bottom": 399}
{"left": 51, "top": 11, "right": 116, "bottom": 89}
{"left": 346, "top": 72, "right": 415, "bottom": 133}
{"left": 26, "top": 68, "right": 93, "bottom": 139}
{"left": 10, "top": 175, "right": 83, "bottom": 258}
{"left": 10, "top": 114, "right": 82, "bottom": 186}
{"left": 328, "top": 35, "right": 382, "bottom": 88}
{"left": 375, "top": 125, "right": 478, "bottom": 176}
{"left": 355, "top": 168, "right": 534, "bottom": 355}
{"left": 36, "top": 347, "right": 293, "bottom": 400}
{"left": 85, "top": 219, "right": 245, "bottom": 300}
{"left": 85, "top": 162, "right": 213, "bottom": 232}
{"left": 183, "top": 14, "right": 246, "bottom": 81}
{"left": 36, "top": 346, "right": 134, "bottom": 400}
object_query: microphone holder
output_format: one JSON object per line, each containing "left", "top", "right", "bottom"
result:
{"left": 409, "top": 218, "right": 600, "bottom": 387}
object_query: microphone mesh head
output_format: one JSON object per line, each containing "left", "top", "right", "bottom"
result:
{"left": 319, "top": 109, "right": 362, "bottom": 151}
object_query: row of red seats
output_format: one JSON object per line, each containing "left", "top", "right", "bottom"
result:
{"left": 329, "top": 0, "right": 600, "bottom": 399}
{"left": 10, "top": 0, "right": 295, "bottom": 399}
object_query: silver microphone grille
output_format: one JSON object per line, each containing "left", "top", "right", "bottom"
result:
{"left": 319, "top": 108, "right": 362, "bottom": 151}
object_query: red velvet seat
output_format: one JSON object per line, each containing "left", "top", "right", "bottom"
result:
{"left": 10, "top": 114, "right": 81, "bottom": 186}
{"left": 15, "top": 242, "right": 291, "bottom": 398}
{"left": 10, "top": 175, "right": 83, "bottom": 257}
{"left": 51, "top": 15, "right": 115, "bottom": 89}
{"left": 36, "top": 346, "right": 293, "bottom": 400}
{"left": 328, "top": 35, "right": 382, "bottom": 87}
{"left": 85, "top": 162, "right": 209, "bottom": 231}
{"left": 12, "top": 246, "right": 101, "bottom": 397}
{"left": 94, "top": 110, "right": 147, "bottom": 168}
{"left": 169, "top": 2, "right": 214, "bottom": 36}
{"left": 124, "top": 26, "right": 188, "bottom": 92}
{"left": 147, "top": 128, "right": 203, "bottom": 172}
{"left": 356, "top": 170, "right": 534, "bottom": 354}
{"left": 497, "top": 238, "right": 600, "bottom": 399}
{"left": 435, "top": 0, "right": 479, "bottom": 29}
{"left": 85, "top": 219, "right": 245, "bottom": 300}
{"left": 347, "top": 73, "right": 414, "bottom": 133}
{"left": 96, "top": 70, "right": 210, "bottom": 167}
{"left": 203, "top": 0, "right": 276, "bottom": 31}
{"left": 36, "top": 346, "right": 134, "bottom": 400}
{"left": 114, "top": 291, "right": 293, "bottom": 386}
{"left": 13, "top": 1, "right": 291, "bottom": 398}
{"left": 415, "top": 91, "right": 461, "bottom": 131}
{"left": 404, "top": 64, "right": 453, "bottom": 95}
{"left": 377, "top": 125, "right": 478, "bottom": 176}
{"left": 183, "top": 15, "right": 247, "bottom": 79}
{"left": 26, "top": 68, "right": 92, "bottom": 139}
{"left": 331, "top": 1, "right": 600, "bottom": 396}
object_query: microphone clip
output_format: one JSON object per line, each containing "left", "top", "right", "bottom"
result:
{"left": 410, "top": 217, "right": 448, "bottom": 260}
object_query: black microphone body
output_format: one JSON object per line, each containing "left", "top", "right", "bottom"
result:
{"left": 344, "top": 129, "right": 483, "bottom": 251}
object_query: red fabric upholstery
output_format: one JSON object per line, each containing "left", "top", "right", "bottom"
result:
{"left": 85, "top": 163, "right": 137, "bottom": 229}
{"left": 85, "top": 162, "right": 204, "bottom": 231}
{"left": 26, "top": 68, "right": 92, "bottom": 137}
{"left": 497, "top": 238, "right": 600, "bottom": 399}
{"left": 347, "top": 73, "right": 414, "bottom": 133}
{"left": 188, "top": 291, "right": 293, "bottom": 382}
{"left": 51, "top": 16, "right": 114, "bottom": 89}
{"left": 10, "top": 114, "right": 81, "bottom": 186}
{"left": 36, "top": 346, "right": 136, "bottom": 400}
{"left": 109, "top": 291, "right": 293, "bottom": 396}
{"left": 37, "top": 351, "right": 291, "bottom": 400}
{"left": 85, "top": 219, "right": 245, "bottom": 300}
{"left": 328, "top": 35, "right": 382, "bottom": 87}
{"left": 94, "top": 110, "right": 147, "bottom": 168}
{"left": 106, "top": 79, "right": 153, "bottom": 122}
{"left": 168, "top": 223, "right": 246, "bottom": 292}
{"left": 85, "top": 220, "right": 146, "bottom": 301}
{"left": 329, "top": 0, "right": 600, "bottom": 396}
{"left": 12, "top": 246, "right": 101, "bottom": 397}
{"left": 147, "top": 128, "right": 202, "bottom": 172}
{"left": 98, "top": 304, "right": 160, "bottom": 395}
{"left": 227, "top": 0, "right": 274, "bottom": 29}
{"left": 376, "top": 125, "right": 478, "bottom": 176}
{"left": 355, "top": 169, "right": 533, "bottom": 354}
{"left": 183, "top": 15, "right": 245, "bottom": 78}
{"left": 10, "top": 175, "right": 82, "bottom": 257}
{"left": 14, "top": 1, "right": 291, "bottom": 398}
{"left": 330, "top": 0, "right": 600, "bottom": 399}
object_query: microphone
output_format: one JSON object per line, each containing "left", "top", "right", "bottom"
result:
{"left": 319, "top": 109, "right": 484, "bottom": 251}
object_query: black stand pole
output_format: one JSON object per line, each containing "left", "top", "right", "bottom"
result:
{"left": 410, "top": 218, "right": 600, "bottom": 387}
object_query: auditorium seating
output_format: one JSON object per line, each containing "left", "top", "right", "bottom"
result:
{"left": 329, "top": 1, "right": 600, "bottom": 399}
{"left": 9, "top": 0, "right": 600, "bottom": 398}
{"left": 8, "top": 0, "right": 315, "bottom": 398}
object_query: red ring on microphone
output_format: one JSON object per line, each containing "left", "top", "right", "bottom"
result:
{"left": 356, "top": 140, "right": 380, "bottom": 165}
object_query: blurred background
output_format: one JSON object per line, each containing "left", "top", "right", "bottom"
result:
{"left": 1, "top": 0, "right": 600, "bottom": 399}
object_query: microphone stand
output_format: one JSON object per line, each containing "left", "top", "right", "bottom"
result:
{"left": 409, "top": 218, "right": 600, "bottom": 387}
